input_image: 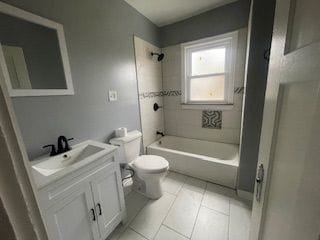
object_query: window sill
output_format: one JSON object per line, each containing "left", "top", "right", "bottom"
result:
{"left": 181, "top": 103, "right": 234, "bottom": 110}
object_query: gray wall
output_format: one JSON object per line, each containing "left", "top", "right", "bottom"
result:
{"left": 2, "top": 0, "right": 160, "bottom": 159}
{"left": 160, "top": 0, "right": 250, "bottom": 47}
{"left": 238, "top": 0, "right": 276, "bottom": 192}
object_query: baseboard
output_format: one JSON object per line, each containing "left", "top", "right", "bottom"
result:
{"left": 237, "top": 189, "right": 254, "bottom": 201}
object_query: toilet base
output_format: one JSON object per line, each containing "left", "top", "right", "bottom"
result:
{"left": 144, "top": 177, "right": 164, "bottom": 199}
{"left": 132, "top": 172, "right": 166, "bottom": 199}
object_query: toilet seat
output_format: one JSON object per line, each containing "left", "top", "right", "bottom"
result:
{"left": 132, "top": 155, "right": 169, "bottom": 174}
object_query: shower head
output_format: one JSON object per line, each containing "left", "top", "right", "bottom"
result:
{"left": 151, "top": 52, "right": 165, "bottom": 62}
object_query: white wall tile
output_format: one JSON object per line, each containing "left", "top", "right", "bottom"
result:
{"left": 233, "top": 94, "right": 244, "bottom": 111}
{"left": 163, "top": 96, "right": 181, "bottom": 110}
{"left": 134, "top": 37, "right": 164, "bottom": 149}
{"left": 222, "top": 110, "right": 242, "bottom": 129}
{"left": 163, "top": 76, "right": 181, "bottom": 90}
{"left": 175, "top": 123, "right": 240, "bottom": 144}
{"left": 164, "top": 119, "right": 178, "bottom": 136}
{"left": 162, "top": 60, "right": 181, "bottom": 78}
{"left": 164, "top": 109, "right": 177, "bottom": 122}
{"left": 162, "top": 45, "right": 181, "bottom": 63}
{"left": 161, "top": 32, "right": 247, "bottom": 144}
{"left": 176, "top": 109, "right": 202, "bottom": 127}
{"left": 234, "top": 28, "right": 248, "bottom": 88}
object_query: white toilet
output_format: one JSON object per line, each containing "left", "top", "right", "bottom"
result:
{"left": 110, "top": 130, "right": 169, "bottom": 199}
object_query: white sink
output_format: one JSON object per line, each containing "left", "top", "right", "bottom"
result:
{"left": 32, "top": 142, "right": 106, "bottom": 177}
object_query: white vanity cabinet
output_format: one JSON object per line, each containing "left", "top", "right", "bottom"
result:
{"left": 37, "top": 152, "right": 126, "bottom": 240}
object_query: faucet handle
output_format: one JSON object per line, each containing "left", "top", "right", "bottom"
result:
{"left": 43, "top": 144, "right": 57, "bottom": 156}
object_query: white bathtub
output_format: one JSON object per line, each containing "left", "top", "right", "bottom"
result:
{"left": 147, "top": 136, "right": 239, "bottom": 188}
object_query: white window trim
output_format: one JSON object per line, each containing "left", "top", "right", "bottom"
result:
{"left": 181, "top": 31, "right": 238, "bottom": 108}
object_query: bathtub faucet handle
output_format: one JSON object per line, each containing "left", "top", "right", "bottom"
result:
{"left": 156, "top": 131, "right": 164, "bottom": 137}
{"left": 153, "top": 103, "right": 163, "bottom": 111}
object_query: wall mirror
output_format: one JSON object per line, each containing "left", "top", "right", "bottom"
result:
{"left": 0, "top": 2, "right": 74, "bottom": 97}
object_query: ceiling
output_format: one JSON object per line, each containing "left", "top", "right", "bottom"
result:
{"left": 124, "top": 0, "right": 238, "bottom": 27}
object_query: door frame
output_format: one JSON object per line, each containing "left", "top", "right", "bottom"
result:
{"left": 0, "top": 45, "right": 47, "bottom": 239}
{"left": 250, "top": 0, "right": 320, "bottom": 239}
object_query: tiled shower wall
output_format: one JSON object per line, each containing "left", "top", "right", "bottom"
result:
{"left": 134, "top": 36, "right": 164, "bottom": 150}
{"left": 162, "top": 28, "right": 248, "bottom": 144}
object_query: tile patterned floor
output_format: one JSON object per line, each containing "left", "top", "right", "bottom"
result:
{"left": 108, "top": 171, "right": 252, "bottom": 240}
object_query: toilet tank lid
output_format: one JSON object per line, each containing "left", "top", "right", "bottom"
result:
{"left": 110, "top": 130, "right": 142, "bottom": 145}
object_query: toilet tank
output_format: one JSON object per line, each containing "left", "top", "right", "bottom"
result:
{"left": 110, "top": 130, "right": 142, "bottom": 164}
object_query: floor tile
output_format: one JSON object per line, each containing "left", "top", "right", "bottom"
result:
{"left": 191, "top": 207, "right": 229, "bottom": 240}
{"left": 107, "top": 224, "right": 124, "bottom": 240}
{"left": 154, "top": 226, "right": 188, "bottom": 240}
{"left": 130, "top": 192, "right": 176, "bottom": 239}
{"left": 229, "top": 198, "right": 252, "bottom": 240}
{"left": 107, "top": 191, "right": 148, "bottom": 240}
{"left": 118, "top": 228, "right": 147, "bottom": 240}
{"left": 163, "top": 188, "right": 203, "bottom": 238}
{"left": 201, "top": 183, "right": 235, "bottom": 215}
{"left": 182, "top": 176, "right": 207, "bottom": 194}
{"left": 126, "top": 191, "right": 149, "bottom": 223}
{"left": 162, "top": 171, "right": 188, "bottom": 195}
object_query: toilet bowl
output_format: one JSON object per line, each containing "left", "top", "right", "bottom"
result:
{"left": 110, "top": 130, "right": 169, "bottom": 199}
{"left": 130, "top": 155, "right": 169, "bottom": 199}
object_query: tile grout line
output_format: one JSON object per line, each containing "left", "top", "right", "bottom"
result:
{"left": 200, "top": 184, "right": 232, "bottom": 217}
{"left": 129, "top": 226, "right": 150, "bottom": 240}
{"left": 154, "top": 191, "right": 178, "bottom": 238}
{"left": 115, "top": 192, "right": 150, "bottom": 240}
{"left": 199, "top": 204, "right": 230, "bottom": 217}
{"left": 161, "top": 224, "right": 191, "bottom": 239}
{"left": 157, "top": 174, "right": 189, "bottom": 238}
{"left": 154, "top": 171, "right": 187, "bottom": 238}
{"left": 176, "top": 174, "right": 188, "bottom": 195}
{"left": 189, "top": 181, "right": 207, "bottom": 239}
{"left": 228, "top": 197, "right": 231, "bottom": 240}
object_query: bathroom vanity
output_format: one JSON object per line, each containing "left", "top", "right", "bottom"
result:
{"left": 31, "top": 140, "right": 126, "bottom": 240}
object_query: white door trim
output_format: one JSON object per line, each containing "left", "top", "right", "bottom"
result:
{"left": 0, "top": 44, "right": 48, "bottom": 239}
{"left": 250, "top": 0, "right": 320, "bottom": 239}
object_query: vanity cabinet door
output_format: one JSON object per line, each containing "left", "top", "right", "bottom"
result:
{"left": 90, "top": 163, "right": 126, "bottom": 239}
{"left": 44, "top": 182, "right": 100, "bottom": 240}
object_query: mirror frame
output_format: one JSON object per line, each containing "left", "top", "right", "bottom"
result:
{"left": 0, "top": 2, "right": 74, "bottom": 97}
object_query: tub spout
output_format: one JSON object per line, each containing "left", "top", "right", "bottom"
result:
{"left": 156, "top": 131, "right": 164, "bottom": 137}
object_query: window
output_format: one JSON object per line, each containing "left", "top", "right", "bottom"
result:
{"left": 181, "top": 31, "right": 238, "bottom": 107}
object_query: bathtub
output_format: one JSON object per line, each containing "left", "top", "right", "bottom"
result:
{"left": 147, "top": 136, "right": 239, "bottom": 189}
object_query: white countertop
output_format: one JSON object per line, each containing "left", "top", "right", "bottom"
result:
{"left": 31, "top": 140, "right": 117, "bottom": 189}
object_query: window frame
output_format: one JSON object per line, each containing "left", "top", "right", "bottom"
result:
{"left": 181, "top": 31, "right": 238, "bottom": 107}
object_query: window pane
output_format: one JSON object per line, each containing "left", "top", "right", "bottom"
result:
{"left": 190, "top": 75, "right": 225, "bottom": 101}
{"left": 191, "top": 48, "right": 226, "bottom": 76}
